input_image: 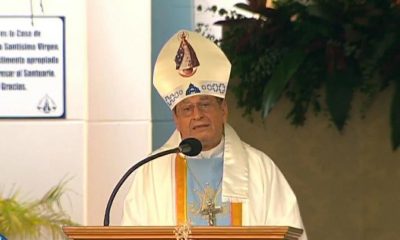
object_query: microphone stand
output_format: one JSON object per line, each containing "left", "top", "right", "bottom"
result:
{"left": 103, "top": 147, "right": 179, "bottom": 226}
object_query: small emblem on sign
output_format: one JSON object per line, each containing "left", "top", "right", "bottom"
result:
{"left": 37, "top": 94, "right": 57, "bottom": 113}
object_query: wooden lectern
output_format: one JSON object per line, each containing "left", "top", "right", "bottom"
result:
{"left": 63, "top": 226, "right": 303, "bottom": 240}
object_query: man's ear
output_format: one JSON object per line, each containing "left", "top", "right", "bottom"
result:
{"left": 222, "top": 100, "right": 228, "bottom": 123}
{"left": 172, "top": 109, "right": 181, "bottom": 131}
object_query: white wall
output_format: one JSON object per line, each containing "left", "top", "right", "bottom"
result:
{"left": 86, "top": 0, "right": 152, "bottom": 225}
{"left": 0, "top": 0, "right": 87, "bottom": 224}
{"left": 0, "top": 0, "right": 152, "bottom": 231}
{"left": 194, "top": 0, "right": 247, "bottom": 40}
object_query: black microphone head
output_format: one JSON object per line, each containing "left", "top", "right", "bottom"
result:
{"left": 179, "top": 138, "right": 202, "bottom": 156}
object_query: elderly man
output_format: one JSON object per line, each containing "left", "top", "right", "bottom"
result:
{"left": 122, "top": 30, "right": 307, "bottom": 240}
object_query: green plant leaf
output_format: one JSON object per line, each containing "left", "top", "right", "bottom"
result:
{"left": 391, "top": 81, "right": 400, "bottom": 150}
{"left": 214, "top": 18, "right": 258, "bottom": 26}
{"left": 262, "top": 48, "right": 306, "bottom": 118}
{"left": 0, "top": 179, "right": 77, "bottom": 239}
{"left": 326, "top": 67, "right": 357, "bottom": 131}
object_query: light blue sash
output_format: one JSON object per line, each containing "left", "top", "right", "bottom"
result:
{"left": 186, "top": 156, "right": 231, "bottom": 226}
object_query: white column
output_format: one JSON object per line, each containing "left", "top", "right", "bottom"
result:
{"left": 86, "top": 0, "right": 152, "bottom": 225}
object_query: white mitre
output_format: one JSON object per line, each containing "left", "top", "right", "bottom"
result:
{"left": 153, "top": 30, "right": 231, "bottom": 109}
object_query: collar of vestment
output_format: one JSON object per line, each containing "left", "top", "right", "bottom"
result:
{"left": 163, "top": 124, "right": 249, "bottom": 203}
{"left": 189, "top": 138, "right": 224, "bottom": 159}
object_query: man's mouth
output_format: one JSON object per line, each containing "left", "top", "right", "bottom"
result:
{"left": 192, "top": 124, "right": 209, "bottom": 130}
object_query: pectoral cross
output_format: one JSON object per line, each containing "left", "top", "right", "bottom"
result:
{"left": 199, "top": 199, "right": 223, "bottom": 226}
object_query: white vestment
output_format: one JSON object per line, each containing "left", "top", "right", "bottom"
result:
{"left": 122, "top": 124, "right": 307, "bottom": 240}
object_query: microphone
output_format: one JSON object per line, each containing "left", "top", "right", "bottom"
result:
{"left": 103, "top": 138, "right": 202, "bottom": 226}
{"left": 179, "top": 137, "right": 202, "bottom": 156}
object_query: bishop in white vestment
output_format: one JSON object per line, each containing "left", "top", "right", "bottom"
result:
{"left": 122, "top": 30, "right": 307, "bottom": 240}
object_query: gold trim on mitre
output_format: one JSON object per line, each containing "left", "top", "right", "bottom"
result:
{"left": 153, "top": 30, "right": 231, "bottom": 109}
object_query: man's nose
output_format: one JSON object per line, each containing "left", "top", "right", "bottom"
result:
{"left": 192, "top": 104, "right": 205, "bottom": 119}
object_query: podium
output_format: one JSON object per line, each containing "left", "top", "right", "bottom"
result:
{"left": 63, "top": 226, "right": 303, "bottom": 240}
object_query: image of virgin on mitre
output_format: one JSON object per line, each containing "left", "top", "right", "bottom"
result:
{"left": 174, "top": 31, "right": 200, "bottom": 77}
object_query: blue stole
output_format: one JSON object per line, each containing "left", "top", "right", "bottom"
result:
{"left": 186, "top": 156, "right": 231, "bottom": 226}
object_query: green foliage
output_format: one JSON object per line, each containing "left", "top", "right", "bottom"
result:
{"left": 201, "top": 0, "right": 400, "bottom": 150}
{"left": 0, "top": 180, "right": 77, "bottom": 239}
{"left": 262, "top": 48, "right": 307, "bottom": 119}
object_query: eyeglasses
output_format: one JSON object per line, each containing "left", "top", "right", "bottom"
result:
{"left": 175, "top": 101, "right": 220, "bottom": 117}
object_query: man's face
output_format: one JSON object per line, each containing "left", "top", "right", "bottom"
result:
{"left": 173, "top": 95, "right": 228, "bottom": 151}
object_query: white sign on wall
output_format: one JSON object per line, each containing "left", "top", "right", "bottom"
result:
{"left": 0, "top": 16, "right": 65, "bottom": 118}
